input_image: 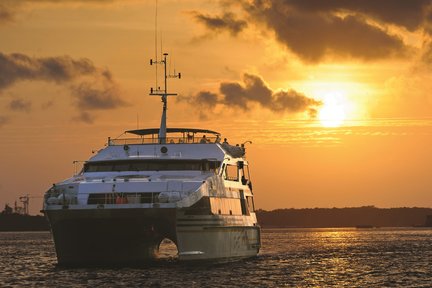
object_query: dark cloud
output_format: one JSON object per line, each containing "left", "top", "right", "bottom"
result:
{"left": 243, "top": 1, "right": 409, "bottom": 62}
{"left": 0, "top": 52, "right": 128, "bottom": 122}
{"left": 193, "top": 91, "right": 219, "bottom": 107}
{"left": 283, "top": 0, "right": 430, "bottom": 32}
{"left": 178, "top": 91, "right": 219, "bottom": 120}
{"left": 0, "top": 53, "right": 97, "bottom": 89}
{"left": 271, "top": 90, "right": 320, "bottom": 113}
{"left": 9, "top": 98, "right": 31, "bottom": 113}
{"left": 221, "top": 74, "right": 321, "bottom": 113}
{"left": 192, "top": 11, "right": 247, "bottom": 36}
{"left": 220, "top": 74, "right": 273, "bottom": 109}
{"left": 71, "top": 81, "right": 126, "bottom": 110}
{"left": 184, "top": 73, "right": 321, "bottom": 116}
{"left": 191, "top": 1, "right": 431, "bottom": 62}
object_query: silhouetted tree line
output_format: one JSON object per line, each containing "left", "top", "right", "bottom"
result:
{"left": 256, "top": 206, "right": 432, "bottom": 228}
{"left": 1, "top": 206, "right": 431, "bottom": 231}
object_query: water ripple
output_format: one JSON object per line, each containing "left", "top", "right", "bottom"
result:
{"left": 1, "top": 228, "right": 431, "bottom": 287}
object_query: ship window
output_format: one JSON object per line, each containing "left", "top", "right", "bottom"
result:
{"left": 225, "top": 164, "right": 239, "bottom": 181}
{"left": 240, "top": 190, "right": 247, "bottom": 215}
{"left": 209, "top": 197, "right": 242, "bottom": 215}
{"left": 130, "top": 162, "right": 148, "bottom": 171}
{"left": 87, "top": 193, "right": 160, "bottom": 204}
{"left": 243, "top": 165, "right": 250, "bottom": 181}
{"left": 113, "top": 163, "right": 129, "bottom": 171}
{"left": 209, "top": 161, "right": 221, "bottom": 173}
{"left": 220, "top": 163, "right": 225, "bottom": 176}
{"left": 247, "top": 196, "right": 255, "bottom": 212}
{"left": 88, "top": 194, "right": 108, "bottom": 204}
{"left": 84, "top": 160, "right": 221, "bottom": 172}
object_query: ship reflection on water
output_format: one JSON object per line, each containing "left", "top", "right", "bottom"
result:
{"left": 1, "top": 227, "right": 431, "bottom": 287}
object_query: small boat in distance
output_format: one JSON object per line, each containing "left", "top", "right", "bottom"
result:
{"left": 355, "top": 225, "right": 375, "bottom": 229}
{"left": 42, "top": 53, "right": 261, "bottom": 265}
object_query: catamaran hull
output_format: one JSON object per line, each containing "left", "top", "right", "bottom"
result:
{"left": 176, "top": 226, "right": 260, "bottom": 261}
{"left": 45, "top": 208, "right": 177, "bottom": 265}
{"left": 45, "top": 208, "right": 260, "bottom": 265}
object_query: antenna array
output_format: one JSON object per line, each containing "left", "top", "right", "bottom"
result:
{"left": 149, "top": 53, "right": 181, "bottom": 143}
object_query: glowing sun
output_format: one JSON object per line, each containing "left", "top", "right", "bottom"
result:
{"left": 318, "top": 92, "right": 349, "bottom": 127}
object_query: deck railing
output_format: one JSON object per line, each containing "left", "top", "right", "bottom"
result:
{"left": 45, "top": 191, "right": 183, "bottom": 206}
{"left": 109, "top": 136, "right": 219, "bottom": 146}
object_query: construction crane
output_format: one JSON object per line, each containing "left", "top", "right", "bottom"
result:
{"left": 14, "top": 194, "right": 42, "bottom": 215}
{"left": 18, "top": 194, "right": 30, "bottom": 215}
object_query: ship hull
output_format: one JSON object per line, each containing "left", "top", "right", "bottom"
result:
{"left": 45, "top": 208, "right": 260, "bottom": 265}
{"left": 177, "top": 226, "right": 260, "bottom": 261}
{"left": 46, "top": 208, "right": 177, "bottom": 265}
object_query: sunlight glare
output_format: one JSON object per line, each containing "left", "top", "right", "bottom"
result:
{"left": 300, "top": 79, "right": 369, "bottom": 128}
{"left": 318, "top": 91, "right": 349, "bottom": 127}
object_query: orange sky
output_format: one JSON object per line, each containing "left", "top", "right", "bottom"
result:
{"left": 1, "top": 0, "right": 432, "bottom": 214}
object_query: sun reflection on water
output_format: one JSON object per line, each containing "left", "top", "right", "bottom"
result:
{"left": 0, "top": 229, "right": 431, "bottom": 287}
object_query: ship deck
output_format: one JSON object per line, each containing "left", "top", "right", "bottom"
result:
{"left": 109, "top": 127, "right": 221, "bottom": 146}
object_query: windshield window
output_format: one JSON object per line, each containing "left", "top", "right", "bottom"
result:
{"left": 84, "top": 160, "right": 221, "bottom": 172}
{"left": 225, "top": 164, "right": 239, "bottom": 181}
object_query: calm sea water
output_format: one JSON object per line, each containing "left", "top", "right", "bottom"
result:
{"left": 0, "top": 228, "right": 431, "bottom": 287}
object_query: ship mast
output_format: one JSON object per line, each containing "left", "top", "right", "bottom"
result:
{"left": 150, "top": 53, "right": 181, "bottom": 144}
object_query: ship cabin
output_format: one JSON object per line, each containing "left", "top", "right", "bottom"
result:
{"left": 44, "top": 128, "right": 253, "bottom": 211}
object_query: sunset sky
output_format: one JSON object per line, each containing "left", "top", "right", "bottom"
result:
{"left": 1, "top": 0, "right": 432, "bottom": 214}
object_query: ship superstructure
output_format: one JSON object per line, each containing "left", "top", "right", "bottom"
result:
{"left": 42, "top": 53, "right": 260, "bottom": 265}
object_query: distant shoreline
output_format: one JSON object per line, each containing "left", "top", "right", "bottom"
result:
{"left": 1, "top": 207, "right": 431, "bottom": 231}
{"left": 256, "top": 207, "right": 432, "bottom": 228}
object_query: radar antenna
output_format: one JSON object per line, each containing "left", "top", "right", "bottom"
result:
{"left": 150, "top": 53, "right": 181, "bottom": 144}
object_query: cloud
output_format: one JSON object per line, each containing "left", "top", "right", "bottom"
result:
{"left": 0, "top": 115, "right": 9, "bottom": 127}
{"left": 73, "top": 111, "right": 95, "bottom": 124}
{"left": 420, "top": 42, "right": 432, "bottom": 67}
{"left": 191, "top": 91, "right": 219, "bottom": 107}
{"left": 0, "top": 52, "right": 128, "bottom": 122}
{"left": 220, "top": 74, "right": 272, "bottom": 109}
{"left": 184, "top": 73, "right": 321, "bottom": 117}
{"left": 0, "top": 3, "right": 15, "bottom": 24}
{"left": 71, "top": 81, "right": 125, "bottom": 110}
{"left": 191, "top": 1, "right": 431, "bottom": 62}
{"left": 41, "top": 100, "right": 54, "bottom": 109}
{"left": 242, "top": 1, "right": 410, "bottom": 62}
{"left": 0, "top": 0, "right": 118, "bottom": 27}
{"left": 9, "top": 98, "right": 31, "bottom": 113}
{"left": 192, "top": 11, "right": 247, "bottom": 36}
{"left": 0, "top": 53, "right": 93, "bottom": 89}
{"left": 282, "top": 0, "right": 431, "bottom": 32}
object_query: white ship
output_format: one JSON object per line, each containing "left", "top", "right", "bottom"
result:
{"left": 42, "top": 53, "right": 261, "bottom": 265}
